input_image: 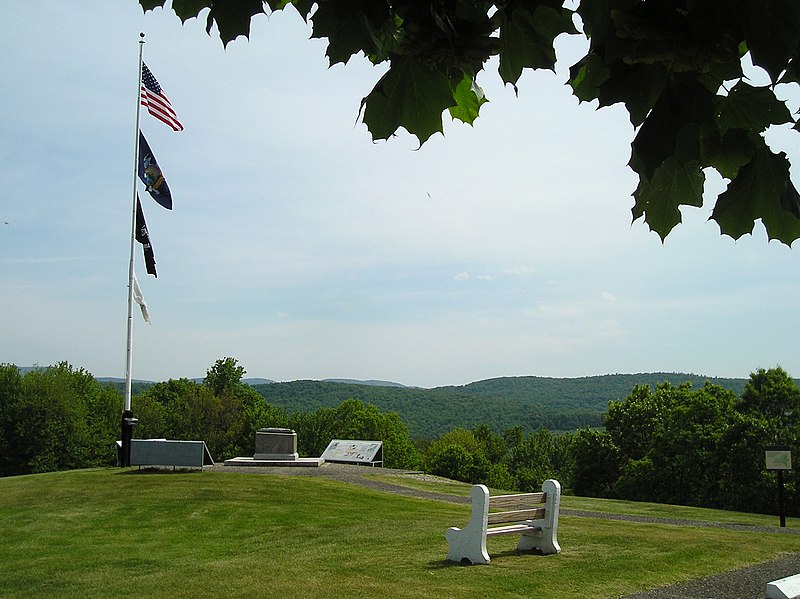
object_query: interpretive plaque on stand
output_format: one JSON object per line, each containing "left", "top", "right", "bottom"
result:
{"left": 321, "top": 440, "right": 383, "bottom": 466}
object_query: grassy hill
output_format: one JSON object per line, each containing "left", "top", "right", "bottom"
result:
{"left": 1, "top": 468, "right": 799, "bottom": 598}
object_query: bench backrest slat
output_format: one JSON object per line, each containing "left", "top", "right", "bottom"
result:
{"left": 487, "top": 507, "right": 547, "bottom": 525}
{"left": 489, "top": 492, "right": 546, "bottom": 511}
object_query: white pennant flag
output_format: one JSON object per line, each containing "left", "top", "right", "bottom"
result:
{"left": 133, "top": 274, "right": 151, "bottom": 324}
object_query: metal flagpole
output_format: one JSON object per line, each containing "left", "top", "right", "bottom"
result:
{"left": 121, "top": 33, "right": 146, "bottom": 467}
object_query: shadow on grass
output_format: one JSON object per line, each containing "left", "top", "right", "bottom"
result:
{"left": 117, "top": 467, "right": 205, "bottom": 475}
{"left": 428, "top": 548, "right": 552, "bottom": 568}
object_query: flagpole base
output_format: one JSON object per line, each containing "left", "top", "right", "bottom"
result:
{"left": 120, "top": 410, "right": 139, "bottom": 467}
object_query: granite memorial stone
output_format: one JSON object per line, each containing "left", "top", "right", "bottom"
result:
{"left": 254, "top": 428, "right": 299, "bottom": 460}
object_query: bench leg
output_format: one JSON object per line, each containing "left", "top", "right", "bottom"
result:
{"left": 445, "top": 484, "right": 491, "bottom": 565}
{"left": 517, "top": 528, "right": 559, "bottom": 554}
{"left": 517, "top": 479, "right": 561, "bottom": 555}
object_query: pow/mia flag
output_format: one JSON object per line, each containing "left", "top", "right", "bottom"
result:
{"left": 135, "top": 195, "right": 157, "bottom": 277}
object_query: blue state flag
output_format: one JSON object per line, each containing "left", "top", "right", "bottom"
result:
{"left": 138, "top": 132, "right": 172, "bottom": 210}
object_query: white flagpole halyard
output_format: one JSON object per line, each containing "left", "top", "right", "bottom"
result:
{"left": 121, "top": 33, "right": 146, "bottom": 467}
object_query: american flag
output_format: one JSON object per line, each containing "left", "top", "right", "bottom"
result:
{"left": 140, "top": 63, "right": 184, "bottom": 132}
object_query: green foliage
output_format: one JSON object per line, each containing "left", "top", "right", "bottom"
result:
{"left": 0, "top": 363, "right": 121, "bottom": 476}
{"left": 605, "top": 383, "right": 676, "bottom": 460}
{"left": 425, "top": 427, "right": 489, "bottom": 483}
{"left": 131, "top": 391, "right": 167, "bottom": 440}
{"left": 135, "top": 369, "right": 289, "bottom": 461}
{"left": 473, "top": 423, "right": 508, "bottom": 463}
{"left": 203, "top": 356, "right": 246, "bottom": 396}
{"left": 569, "top": 428, "right": 620, "bottom": 498}
{"left": 427, "top": 443, "right": 480, "bottom": 482}
{"left": 289, "top": 398, "right": 420, "bottom": 469}
{"left": 728, "top": 367, "right": 800, "bottom": 512}
{"left": 738, "top": 366, "right": 800, "bottom": 440}
{"left": 655, "top": 384, "right": 738, "bottom": 506}
{"left": 0, "top": 364, "right": 24, "bottom": 476}
{"left": 9, "top": 357, "right": 800, "bottom": 520}
{"left": 239, "top": 385, "right": 288, "bottom": 454}
{"left": 142, "top": 0, "right": 800, "bottom": 244}
{"left": 254, "top": 373, "right": 753, "bottom": 439}
{"left": 105, "top": 363, "right": 424, "bottom": 468}
{"left": 583, "top": 369, "right": 800, "bottom": 515}
{"left": 606, "top": 382, "right": 740, "bottom": 505}
{"left": 508, "top": 426, "right": 575, "bottom": 491}
{"left": 715, "top": 411, "right": 775, "bottom": 513}
{"left": 423, "top": 424, "right": 572, "bottom": 491}
{"left": 451, "top": 372, "right": 752, "bottom": 409}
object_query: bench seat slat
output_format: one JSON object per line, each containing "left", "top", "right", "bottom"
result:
{"left": 489, "top": 492, "right": 546, "bottom": 510}
{"left": 485, "top": 523, "right": 543, "bottom": 537}
{"left": 487, "top": 507, "right": 546, "bottom": 525}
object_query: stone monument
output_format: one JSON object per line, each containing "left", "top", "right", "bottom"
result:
{"left": 254, "top": 428, "right": 298, "bottom": 460}
{"left": 223, "top": 428, "right": 324, "bottom": 467}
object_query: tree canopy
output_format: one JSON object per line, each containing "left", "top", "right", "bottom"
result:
{"left": 140, "top": 0, "right": 800, "bottom": 244}
{"left": 573, "top": 369, "right": 800, "bottom": 513}
{"left": 0, "top": 363, "right": 121, "bottom": 476}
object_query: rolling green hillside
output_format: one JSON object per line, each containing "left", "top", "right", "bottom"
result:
{"left": 252, "top": 373, "right": 753, "bottom": 439}
{"left": 98, "top": 371, "right": 767, "bottom": 439}
{"left": 253, "top": 379, "right": 602, "bottom": 438}
{"left": 443, "top": 372, "right": 751, "bottom": 408}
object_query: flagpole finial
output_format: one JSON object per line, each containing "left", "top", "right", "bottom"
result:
{"left": 140, "top": 32, "right": 145, "bottom": 43}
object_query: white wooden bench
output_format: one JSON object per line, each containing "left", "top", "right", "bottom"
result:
{"left": 445, "top": 479, "right": 561, "bottom": 565}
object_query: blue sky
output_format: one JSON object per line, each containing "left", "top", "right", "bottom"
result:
{"left": 2, "top": 1, "right": 800, "bottom": 388}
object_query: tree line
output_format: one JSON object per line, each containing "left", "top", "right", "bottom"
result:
{"left": 0, "top": 363, "right": 120, "bottom": 476}
{"left": 426, "top": 368, "right": 800, "bottom": 516}
{"left": 251, "top": 379, "right": 606, "bottom": 438}
{"left": 1, "top": 359, "right": 798, "bottom": 516}
{"left": 248, "top": 372, "right": 761, "bottom": 438}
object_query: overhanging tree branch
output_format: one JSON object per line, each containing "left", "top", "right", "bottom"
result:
{"left": 140, "top": 0, "right": 800, "bottom": 245}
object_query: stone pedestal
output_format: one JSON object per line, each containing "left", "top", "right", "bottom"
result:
{"left": 254, "top": 428, "right": 298, "bottom": 460}
{"left": 223, "top": 428, "right": 324, "bottom": 468}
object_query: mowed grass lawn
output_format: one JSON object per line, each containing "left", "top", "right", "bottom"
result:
{"left": 2, "top": 469, "right": 800, "bottom": 598}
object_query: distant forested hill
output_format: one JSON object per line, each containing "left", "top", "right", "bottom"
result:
{"left": 443, "top": 373, "right": 751, "bottom": 409}
{"left": 100, "top": 379, "right": 157, "bottom": 396}
{"left": 252, "top": 373, "right": 752, "bottom": 439}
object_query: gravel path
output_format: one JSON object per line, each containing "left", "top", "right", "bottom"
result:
{"left": 207, "top": 462, "right": 800, "bottom": 598}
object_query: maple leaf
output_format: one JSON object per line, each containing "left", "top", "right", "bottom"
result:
{"left": 311, "top": 0, "right": 390, "bottom": 65}
{"left": 633, "top": 158, "right": 705, "bottom": 241}
{"left": 170, "top": 0, "right": 210, "bottom": 21}
{"left": 712, "top": 148, "right": 800, "bottom": 245}
{"left": 715, "top": 82, "right": 794, "bottom": 135}
{"left": 449, "top": 75, "right": 487, "bottom": 125}
{"left": 739, "top": 0, "right": 800, "bottom": 83}
{"left": 498, "top": 3, "right": 577, "bottom": 86}
{"left": 361, "top": 56, "right": 456, "bottom": 143}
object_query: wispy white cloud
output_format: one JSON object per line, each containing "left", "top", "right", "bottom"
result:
{"left": 503, "top": 266, "right": 536, "bottom": 276}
